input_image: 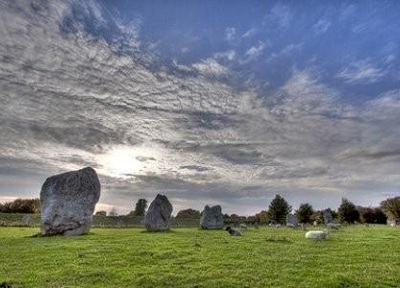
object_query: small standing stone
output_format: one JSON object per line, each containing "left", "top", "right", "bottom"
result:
{"left": 144, "top": 194, "right": 173, "bottom": 232}
{"left": 286, "top": 214, "right": 297, "bottom": 227}
{"left": 323, "top": 210, "right": 333, "bottom": 224}
{"left": 226, "top": 226, "right": 241, "bottom": 236}
{"left": 40, "top": 167, "right": 100, "bottom": 236}
{"left": 21, "top": 214, "right": 32, "bottom": 226}
{"left": 200, "top": 205, "right": 223, "bottom": 229}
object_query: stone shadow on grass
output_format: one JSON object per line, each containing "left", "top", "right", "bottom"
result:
{"left": 139, "top": 229, "right": 177, "bottom": 233}
{"left": 265, "top": 236, "right": 293, "bottom": 244}
{"left": 29, "top": 231, "right": 95, "bottom": 238}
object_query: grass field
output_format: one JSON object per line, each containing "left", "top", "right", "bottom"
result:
{"left": 1, "top": 225, "right": 400, "bottom": 287}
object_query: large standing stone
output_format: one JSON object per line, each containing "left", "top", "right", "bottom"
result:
{"left": 200, "top": 205, "right": 223, "bottom": 229}
{"left": 40, "top": 167, "right": 100, "bottom": 236}
{"left": 144, "top": 194, "right": 173, "bottom": 232}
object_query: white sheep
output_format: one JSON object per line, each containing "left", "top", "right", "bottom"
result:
{"left": 305, "top": 229, "right": 328, "bottom": 240}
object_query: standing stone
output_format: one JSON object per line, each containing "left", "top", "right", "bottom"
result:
{"left": 144, "top": 194, "right": 173, "bottom": 232}
{"left": 286, "top": 214, "right": 297, "bottom": 226}
{"left": 40, "top": 167, "right": 100, "bottom": 236}
{"left": 21, "top": 214, "right": 32, "bottom": 226}
{"left": 323, "top": 210, "right": 333, "bottom": 224}
{"left": 200, "top": 205, "right": 223, "bottom": 229}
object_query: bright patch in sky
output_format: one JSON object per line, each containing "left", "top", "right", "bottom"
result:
{"left": 98, "top": 146, "right": 144, "bottom": 179}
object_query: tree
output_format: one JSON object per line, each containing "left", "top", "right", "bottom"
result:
{"left": 132, "top": 199, "right": 147, "bottom": 216}
{"left": 267, "top": 194, "right": 292, "bottom": 224}
{"left": 176, "top": 208, "right": 200, "bottom": 218}
{"left": 95, "top": 211, "right": 107, "bottom": 217}
{"left": 337, "top": 198, "right": 359, "bottom": 224}
{"left": 358, "top": 206, "right": 387, "bottom": 224}
{"left": 246, "top": 216, "right": 257, "bottom": 225}
{"left": 310, "top": 210, "right": 323, "bottom": 225}
{"left": 295, "top": 203, "right": 314, "bottom": 224}
{"left": 255, "top": 210, "right": 269, "bottom": 224}
{"left": 380, "top": 197, "right": 400, "bottom": 221}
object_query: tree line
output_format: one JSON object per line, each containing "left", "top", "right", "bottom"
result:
{"left": 256, "top": 195, "right": 396, "bottom": 225}
{"left": 101, "top": 195, "right": 400, "bottom": 225}
{"left": 2, "top": 196, "right": 400, "bottom": 225}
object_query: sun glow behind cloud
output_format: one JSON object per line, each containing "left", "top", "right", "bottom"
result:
{"left": 97, "top": 145, "right": 159, "bottom": 179}
{"left": 99, "top": 146, "right": 142, "bottom": 178}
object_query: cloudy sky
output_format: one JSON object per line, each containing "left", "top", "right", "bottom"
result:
{"left": 1, "top": 0, "right": 400, "bottom": 215}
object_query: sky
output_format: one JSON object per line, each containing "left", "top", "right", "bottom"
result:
{"left": 1, "top": 0, "right": 400, "bottom": 216}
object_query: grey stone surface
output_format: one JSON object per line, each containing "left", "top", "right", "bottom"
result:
{"left": 40, "top": 167, "right": 100, "bottom": 236}
{"left": 144, "top": 194, "right": 173, "bottom": 231}
{"left": 226, "top": 226, "right": 241, "bottom": 236}
{"left": 200, "top": 205, "right": 223, "bottom": 229}
{"left": 323, "top": 210, "right": 333, "bottom": 224}
{"left": 286, "top": 214, "right": 297, "bottom": 226}
{"left": 21, "top": 214, "right": 31, "bottom": 225}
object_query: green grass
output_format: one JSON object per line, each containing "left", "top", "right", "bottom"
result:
{"left": 1, "top": 226, "right": 400, "bottom": 287}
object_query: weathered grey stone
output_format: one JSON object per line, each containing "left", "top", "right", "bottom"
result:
{"left": 40, "top": 167, "right": 100, "bottom": 236}
{"left": 200, "top": 205, "right": 223, "bottom": 229}
{"left": 144, "top": 194, "right": 173, "bottom": 232}
{"left": 323, "top": 210, "right": 333, "bottom": 224}
{"left": 21, "top": 214, "right": 31, "bottom": 226}
{"left": 286, "top": 214, "right": 297, "bottom": 226}
{"left": 226, "top": 226, "right": 241, "bottom": 236}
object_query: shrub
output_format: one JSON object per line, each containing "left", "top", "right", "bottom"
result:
{"left": 0, "top": 198, "right": 40, "bottom": 213}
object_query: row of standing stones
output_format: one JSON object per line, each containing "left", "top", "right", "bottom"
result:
{"left": 40, "top": 167, "right": 224, "bottom": 236}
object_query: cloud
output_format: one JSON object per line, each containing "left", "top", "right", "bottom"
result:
{"left": 179, "top": 165, "right": 211, "bottom": 172}
{"left": 114, "top": 15, "right": 142, "bottom": 49}
{"left": 225, "top": 27, "right": 236, "bottom": 42}
{"left": 241, "top": 27, "right": 257, "bottom": 38}
{"left": 240, "top": 42, "right": 266, "bottom": 63}
{"left": 339, "top": 4, "right": 356, "bottom": 21}
{"left": 313, "top": 19, "right": 331, "bottom": 35}
{"left": 192, "top": 58, "right": 230, "bottom": 78}
{"left": 213, "top": 50, "right": 236, "bottom": 61}
{"left": 337, "top": 61, "right": 387, "bottom": 84}
{"left": 365, "top": 90, "right": 400, "bottom": 120}
{"left": 266, "top": 43, "right": 302, "bottom": 62}
{"left": 1, "top": 1, "right": 400, "bottom": 214}
{"left": 345, "top": 149, "right": 400, "bottom": 161}
{"left": 385, "top": 54, "right": 396, "bottom": 64}
{"left": 263, "top": 3, "right": 292, "bottom": 29}
{"left": 246, "top": 42, "right": 266, "bottom": 57}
